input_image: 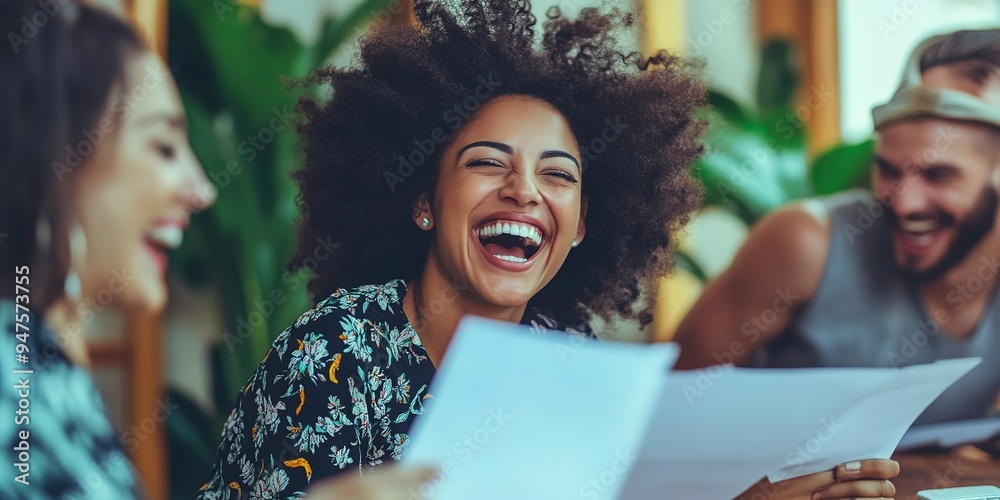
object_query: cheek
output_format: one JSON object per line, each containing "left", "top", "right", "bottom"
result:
{"left": 930, "top": 180, "right": 976, "bottom": 212}
{"left": 437, "top": 175, "right": 495, "bottom": 223}
{"left": 77, "top": 164, "right": 167, "bottom": 268}
{"left": 80, "top": 185, "right": 143, "bottom": 271}
{"left": 545, "top": 189, "right": 582, "bottom": 232}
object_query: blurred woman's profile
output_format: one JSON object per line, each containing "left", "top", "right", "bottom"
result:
{"left": 0, "top": 0, "right": 215, "bottom": 497}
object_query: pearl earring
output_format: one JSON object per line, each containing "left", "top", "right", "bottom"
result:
{"left": 421, "top": 217, "right": 430, "bottom": 229}
{"left": 572, "top": 239, "right": 578, "bottom": 248}
{"left": 65, "top": 224, "right": 87, "bottom": 302}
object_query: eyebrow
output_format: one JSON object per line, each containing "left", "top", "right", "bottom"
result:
{"left": 874, "top": 156, "right": 899, "bottom": 172}
{"left": 135, "top": 113, "right": 187, "bottom": 131}
{"left": 541, "top": 150, "right": 581, "bottom": 171}
{"left": 458, "top": 140, "right": 581, "bottom": 171}
{"left": 458, "top": 141, "right": 513, "bottom": 156}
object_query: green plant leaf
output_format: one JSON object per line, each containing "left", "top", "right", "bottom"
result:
{"left": 673, "top": 250, "right": 708, "bottom": 283}
{"left": 756, "top": 38, "right": 799, "bottom": 115}
{"left": 166, "top": 1, "right": 385, "bottom": 494}
{"left": 304, "top": 0, "right": 394, "bottom": 71}
{"left": 165, "top": 388, "right": 218, "bottom": 499}
{"left": 694, "top": 123, "right": 810, "bottom": 223}
{"left": 704, "top": 91, "right": 758, "bottom": 132}
{"left": 810, "top": 139, "right": 875, "bottom": 195}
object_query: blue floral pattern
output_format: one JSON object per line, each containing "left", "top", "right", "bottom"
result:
{"left": 198, "top": 279, "right": 588, "bottom": 498}
{"left": 198, "top": 280, "right": 434, "bottom": 499}
{"left": 0, "top": 300, "right": 142, "bottom": 499}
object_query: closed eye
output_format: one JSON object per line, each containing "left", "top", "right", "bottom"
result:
{"left": 875, "top": 159, "right": 900, "bottom": 179}
{"left": 545, "top": 170, "right": 578, "bottom": 183}
{"left": 923, "top": 166, "right": 958, "bottom": 183}
{"left": 155, "top": 142, "right": 176, "bottom": 160}
{"left": 464, "top": 159, "right": 506, "bottom": 169}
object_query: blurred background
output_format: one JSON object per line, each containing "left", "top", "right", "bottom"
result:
{"left": 76, "top": 0, "right": 1000, "bottom": 497}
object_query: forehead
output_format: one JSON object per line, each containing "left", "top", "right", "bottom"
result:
{"left": 876, "top": 118, "right": 994, "bottom": 165}
{"left": 456, "top": 95, "right": 579, "bottom": 153}
{"left": 119, "top": 53, "right": 183, "bottom": 123}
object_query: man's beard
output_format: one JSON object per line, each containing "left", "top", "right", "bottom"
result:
{"left": 894, "top": 186, "right": 999, "bottom": 283}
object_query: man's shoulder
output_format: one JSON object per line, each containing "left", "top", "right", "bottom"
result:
{"left": 748, "top": 202, "right": 831, "bottom": 266}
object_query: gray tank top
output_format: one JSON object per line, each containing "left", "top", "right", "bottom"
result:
{"left": 750, "top": 190, "right": 1000, "bottom": 425}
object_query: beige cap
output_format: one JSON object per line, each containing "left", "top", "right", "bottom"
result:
{"left": 872, "top": 31, "right": 1000, "bottom": 130}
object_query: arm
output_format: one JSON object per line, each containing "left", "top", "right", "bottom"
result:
{"left": 674, "top": 204, "right": 830, "bottom": 369}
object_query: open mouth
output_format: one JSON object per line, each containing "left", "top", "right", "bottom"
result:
{"left": 896, "top": 219, "right": 943, "bottom": 251}
{"left": 143, "top": 224, "right": 185, "bottom": 270}
{"left": 145, "top": 225, "right": 184, "bottom": 251}
{"left": 475, "top": 220, "right": 544, "bottom": 264}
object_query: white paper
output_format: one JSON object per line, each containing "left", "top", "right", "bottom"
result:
{"left": 621, "top": 366, "right": 893, "bottom": 499}
{"left": 620, "top": 358, "right": 982, "bottom": 499}
{"left": 402, "top": 316, "right": 680, "bottom": 500}
{"left": 897, "top": 417, "right": 1000, "bottom": 451}
{"left": 403, "top": 316, "right": 979, "bottom": 499}
{"left": 766, "top": 358, "right": 982, "bottom": 481}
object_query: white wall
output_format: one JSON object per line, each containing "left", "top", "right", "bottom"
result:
{"left": 839, "top": 0, "right": 1000, "bottom": 143}
{"left": 684, "top": 0, "right": 757, "bottom": 108}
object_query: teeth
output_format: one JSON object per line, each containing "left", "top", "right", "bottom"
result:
{"left": 492, "top": 254, "right": 528, "bottom": 263}
{"left": 905, "top": 232, "right": 934, "bottom": 247}
{"left": 146, "top": 226, "right": 183, "bottom": 249}
{"left": 901, "top": 220, "right": 937, "bottom": 233}
{"left": 477, "top": 221, "right": 543, "bottom": 247}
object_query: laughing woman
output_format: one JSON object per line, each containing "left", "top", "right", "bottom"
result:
{"left": 200, "top": 1, "right": 898, "bottom": 499}
{"left": 0, "top": 1, "right": 216, "bottom": 498}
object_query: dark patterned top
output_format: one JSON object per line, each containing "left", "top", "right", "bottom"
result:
{"left": 0, "top": 299, "right": 142, "bottom": 499}
{"left": 198, "top": 279, "right": 582, "bottom": 499}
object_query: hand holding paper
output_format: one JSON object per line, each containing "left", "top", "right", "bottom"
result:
{"left": 403, "top": 316, "right": 981, "bottom": 499}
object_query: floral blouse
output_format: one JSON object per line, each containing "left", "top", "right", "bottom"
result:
{"left": 198, "top": 279, "right": 582, "bottom": 499}
{"left": 0, "top": 300, "right": 142, "bottom": 499}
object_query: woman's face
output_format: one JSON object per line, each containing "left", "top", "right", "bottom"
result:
{"left": 71, "top": 53, "right": 215, "bottom": 313}
{"left": 427, "top": 95, "right": 586, "bottom": 309}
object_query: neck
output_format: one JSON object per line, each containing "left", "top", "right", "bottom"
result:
{"left": 404, "top": 249, "right": 527, "bottom": 366}
{"left": 44, "top": 299, "right": 91, "bottom": 368}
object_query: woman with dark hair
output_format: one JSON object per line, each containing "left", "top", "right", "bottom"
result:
{"left": 0, "top": 0, "right": 215, "bottom": 497}
{"left": 200, "top": 1, "right": 900, "bottom": 498}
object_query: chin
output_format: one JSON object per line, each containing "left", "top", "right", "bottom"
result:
{"left": 121, "top": 283, "right": 168, "bottom": 314}
{"left": 473, "top": 281, "right": 536, "bottom": 309}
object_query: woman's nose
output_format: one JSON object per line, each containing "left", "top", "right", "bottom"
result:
{"left": 182, "top": 159, "right": 217, "bottom": 212}
{"left": 499, "top": 170, "right": 542, "bottom": 207}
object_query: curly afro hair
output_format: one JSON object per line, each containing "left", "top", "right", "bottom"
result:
{"left": 292, "top": 0, "right": 705, "bottom": 328}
